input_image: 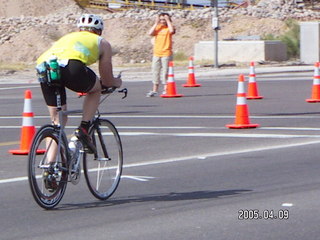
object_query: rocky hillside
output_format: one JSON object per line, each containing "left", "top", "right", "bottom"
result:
{"left": 0, "top": 0, "right": 319, "bottom": 66}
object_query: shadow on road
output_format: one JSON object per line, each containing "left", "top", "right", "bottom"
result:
{"left": 57, "top": 189, "right": 252, "bottom": 211}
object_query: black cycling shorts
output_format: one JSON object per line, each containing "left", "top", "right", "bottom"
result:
{"left": 40, "top": 60, "right": 97, "bottom": 106}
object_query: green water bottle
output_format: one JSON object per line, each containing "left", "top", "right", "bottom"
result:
{"left": 49, "top": 55, "right": 61, "bottom": 82}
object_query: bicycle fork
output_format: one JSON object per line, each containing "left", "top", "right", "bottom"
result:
{"left": 93, "top": 123, "right": 111, "bottom": 161}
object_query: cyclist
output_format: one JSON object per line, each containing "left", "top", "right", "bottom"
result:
{"left": 36, "top": 14, "right": 122, "bottom": 154}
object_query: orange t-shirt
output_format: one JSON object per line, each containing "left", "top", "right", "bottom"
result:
{"left": 153, "top": 25, "right": 173, "bottom": 57}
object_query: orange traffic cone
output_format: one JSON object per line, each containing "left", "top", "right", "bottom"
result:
{"left": 247, "top": 62, "right": 263, "bottom": 99}
{"left": 161, "top": 61, "right": 183, "bottom": 98}
{"left": 226, "top": 74, "right": 259, "bottom": 129}
{"left": 182, "top": 56, "right": 201, "bottom": 87}
{"left": 306, "top": 62, "right": 320, "bottom": 103}
{"left": 9, "top": 90, "right": 45, "bottom": 155}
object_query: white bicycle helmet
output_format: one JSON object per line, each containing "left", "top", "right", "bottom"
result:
{"left": 77, "top": 14, "right": 104, "bottom": 30}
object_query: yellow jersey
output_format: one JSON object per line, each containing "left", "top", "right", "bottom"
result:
{"left": 37, "top": 31, "right": 102, "bottom": 66}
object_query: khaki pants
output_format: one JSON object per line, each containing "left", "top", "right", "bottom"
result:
{"left": 152, "top": 55, "right": 173, "bottom": 85}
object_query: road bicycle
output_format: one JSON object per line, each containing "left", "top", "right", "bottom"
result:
{"left": 28, "top": 76, "right": 127, "bottom": 209}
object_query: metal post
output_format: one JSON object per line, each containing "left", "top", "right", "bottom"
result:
{"left": 211, "top": 0, "right": 219, "bottom": 68}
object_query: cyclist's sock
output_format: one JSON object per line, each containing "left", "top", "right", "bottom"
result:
{"left": 80, "top": 121, "right": 90, "bottom": 133}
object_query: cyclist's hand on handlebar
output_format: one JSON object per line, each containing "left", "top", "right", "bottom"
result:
{"left": 114, "top": 76, "right": 122, "bottom": 88}
{"left": 100, "top": 85, "right": 128, "bottom": 99}
{"left": 101, "top": 85, "right": 116, "bottom": 94}
{"left": 114, "top": 71, "right": 123, "bottom": 88}
{"left": 100, "top": 71, "right": 124, "bottom": 94}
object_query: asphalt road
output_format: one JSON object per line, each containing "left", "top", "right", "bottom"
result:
{"left": 1, "top": 70, "right": 320, "bottom": 239}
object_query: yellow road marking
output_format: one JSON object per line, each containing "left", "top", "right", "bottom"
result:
{"left": 0, "top": 141, "right": 19, "bottom": 147}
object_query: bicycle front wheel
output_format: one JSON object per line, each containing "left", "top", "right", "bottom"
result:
{"left": 83, "top": 119, "right": 123, "bottom": 200}
{"left": 28, "top": 125, "right": 68, "bottom": 209}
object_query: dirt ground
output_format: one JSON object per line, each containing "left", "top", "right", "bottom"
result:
{"left": 0, "top": 0, "right": 289, "bottom": 67}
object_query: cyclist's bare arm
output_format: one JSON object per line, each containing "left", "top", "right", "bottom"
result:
{"left": 99, "top": 39, "right": 122, "bottom": 88}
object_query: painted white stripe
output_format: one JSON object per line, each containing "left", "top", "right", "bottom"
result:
{"left": 0, "top": 86, "right": 39, "bottom": 91}
{"left": 2, "top": 126, "right": 320, "bottom": 137}
{"left": 0, "top": 176, "right": 28, "bottom": 184}
{"left": 122, "top": 139, "right": 320, "bottom": 169}
{"left": 262, "top": 127, "right": 320, "bottom": 131}
{"left": 3, "top": 125, "right": 320, "bottom": 132}
{"left": 117, "top": 126, "right": 207, "bottom": 129}
{"left": 0, "top": 125, "right": 210, "bottom": 129}
{"left": 282, "top": 203, "right": 294, "bottom": 207}
{"left": 119, "top": 132, "right": 155, "bottom": 136}
{"left": 117, "top": 131, "right": 320, "bottom": 138}
{"left": 2, "top": 114, "right": 320, "bottom": 120}
{"left": 2, "top": 139, "right": 320, "bottom": 185}
{"left": 121, "top": 175, "right": 155, "bottom": 182}
{"left": 103, "top": 114, "right": 320, "bottom": 119}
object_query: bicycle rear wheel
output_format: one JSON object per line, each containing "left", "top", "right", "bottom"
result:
{"left": 28, "top": 125, "right": 68, "bottom": 209}
{"left": 83, "top": 119, "right": 123, "bottom": 200}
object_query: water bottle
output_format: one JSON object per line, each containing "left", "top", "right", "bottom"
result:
{"left": 68, "top": 136, "right": 81, "bottom": 171}
{"left": 36, "top": 62, "right": 48, "bottom": 83}
{"left": 68, "top": 136, "right": 79, "bottom": 154}
{"left": 49, "top": 55, "right": 61, "bottom": 82}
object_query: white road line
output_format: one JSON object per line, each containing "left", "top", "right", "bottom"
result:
{"left": 0, "top": 125, "right": 209, "bottom": 129}
{"left": 262, "top": 127, "right": 320, "bottom": 131}
{"left": 282, "top": 203, "right": 294, "bottom": 207}
{"left": 0, "top": 176, "right": 28, "bottom": 184}
{"left": 2, "top": 114, "right": 320, "bottom": 120}
{"left": 121, "top": 175, "right": 155, "bottom": 182}
{"left": 2, "top": 139, "right": 320, "bottom": 185}
{"left": 2, "top": 128, "right": 320, "bottom": 138}
{"left": 118, "top": 131, "right": 320, "bottom": 138}
{"left": 0, "top": 86, "right": 39, "bottom": 90}
{"left": 122, "top": 139, "right": 320, "bottom": 169}
{"left": 2, "top": 125, "right": 320, "bottom": 132}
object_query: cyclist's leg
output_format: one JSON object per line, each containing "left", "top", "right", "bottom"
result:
{"left": 82, "top": 77, "right": 101, "bottom": 122}
{"left": 47, "top": 105, "right": 67, "bottom": 125}
{"left": 40, "top": 80, "right": 68, "bottom": 125}
{"left": 45, "top": 105, "right": 67, "bottom": 164}
{"left": 64, "top": 60, "right": 99, "bottom": 152}
{"left": 63, "top": 60, "right": 100, "bottom": 122}
{"left": 40, "top": 83, "right": 67, "bottom": 164}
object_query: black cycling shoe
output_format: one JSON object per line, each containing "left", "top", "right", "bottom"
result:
{"left": 75, "top": 127, "right": 96, "bottom": 154}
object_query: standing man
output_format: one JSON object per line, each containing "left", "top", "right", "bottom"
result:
{"left": 147, "top": 13, "right": 175, "bottom": 97}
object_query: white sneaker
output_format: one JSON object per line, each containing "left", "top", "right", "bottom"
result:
{"left": 146, "top": 91, "right": 158, "bottom": 97}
